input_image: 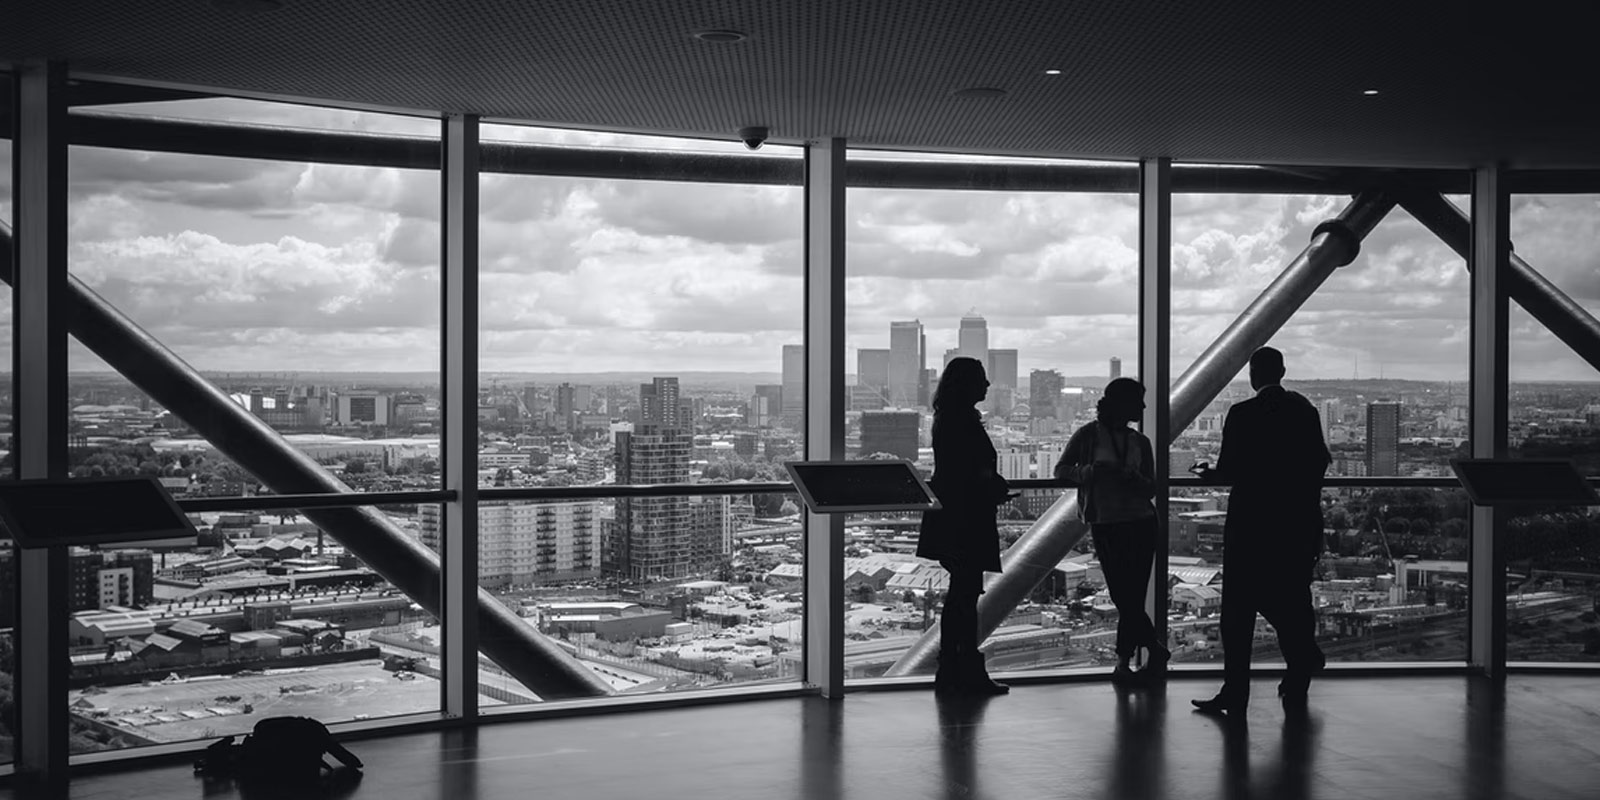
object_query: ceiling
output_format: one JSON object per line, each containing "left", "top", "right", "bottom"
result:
{"left": 4, "top": 1, "right": 1596, "bottom": 168}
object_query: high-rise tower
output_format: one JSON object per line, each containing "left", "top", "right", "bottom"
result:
{"left": 889, "top": 320, "right": 925, "bottom": 407}
{"left": 612, "top": 424, "right": 694, "bottom": 580}
{"left": 958, "top": 311, "right": 988, "bottom": 363}
{"left": 1366, "top": 401, "right": 1401, "bottom": 476}
{"left": 781, "top": 344, "right": 805, "bottom": 421}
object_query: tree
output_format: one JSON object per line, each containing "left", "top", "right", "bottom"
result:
{"left": 345, "top": 459, "right": 369, "bottom": 475}
{"left": 1326, "top": 506, "right": 1352, "bottom": 531}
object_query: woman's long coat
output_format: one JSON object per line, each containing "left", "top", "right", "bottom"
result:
{"left": 916, "top": 408, "right": 1008, "bottom": 572}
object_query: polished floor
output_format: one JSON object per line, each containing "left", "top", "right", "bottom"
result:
{"left": 6, "top": 675, "right": 1599, "bottom": 800}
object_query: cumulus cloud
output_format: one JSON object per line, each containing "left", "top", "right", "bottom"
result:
{"left": 29, "top": 101, "right": 1600, "bottom": 380}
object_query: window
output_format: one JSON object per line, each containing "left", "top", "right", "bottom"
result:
{"left": 65, "top": 87, "right": 442, "bottom": 496}
{"left": 57, "top": 87, "right": 445, "bottom": 752}
{"left": 1, "top": 70, "right": 15, "bottom": 765}
{"left": 1170, "top": 182, "right": 1470, "bottom": 665}
{"left": 844, "top": 152, "right": 1139, "bottom": 677}
{"left": 64, "top": 506, "right": 441, "bottom": 754}
{"left": 1506, "top": 192, "right": 1600, "bottom": 663}
{"left": 475, "top": 122, "right": 805, "bottom": 701}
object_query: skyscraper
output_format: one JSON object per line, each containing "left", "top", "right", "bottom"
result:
{"left": 958, "top": 312, "right": 988, "bottom": 362}
{"left": 858, "top": 349, "right": 890, "bottom": 387}
{"left": 523, "top": 384, "right": 540, "bottom": 419}
{"left": 640, "top": 376, "right": 681, "bottom": 427}
{"left": 751, "top": 385, "right": 784, "bottom": 427}
{"left": 889, "top": 320, "right": 925, "bottom": 407}
{"left": 1320, "top": 398, "right": 1342, "bottom": 440}
{"left": 859, "top": 410, "right": 921, "bottom": 460}
{"left": 1109, "top": 357, "right": 1122, "bottom": 380}
{"left": 781, "top": 344, "right": 805, "bottom": 420}
{"left": 857, "top": 348, "right": 890, "bottom": 399}
{"left": 613, "top": 425, "right": 694, "bottom": 580}
{"left": 987, "top": 349, "right": 1018, "bottom": 390}
{"left": 1366, "top": 401, "right": 1401, "bottom": 476}
{"left": 555, "top": 383, "right": 577, "bottom": 431}
{"left": 1029, "top": 369, "right": 1064, "bottom": 419}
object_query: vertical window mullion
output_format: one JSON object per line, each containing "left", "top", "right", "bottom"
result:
{"left": 1468, "top": 165, "right": 1509, "bottom": 676}
{"left": 802, "top": 139, "right": 846, "bottom": 697}
{"left": 442, "top": 113, "right": 480, "bottom": 718}
{"left": 1139, "top": 158, "right": 1173, "bottom": 652}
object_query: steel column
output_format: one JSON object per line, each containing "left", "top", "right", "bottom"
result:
{"left": 1139, "top": 158, "right": 1173, "bottom": 655}
{"left": 441, "top": 114, "right": 480, "bottom": 718}
{"left": 0, "top": 227, "right": 611, "bottom": 700}
{"left": 11, "top": 59, "right": 71, "bottom": 784}
{"left": 1468, "top": 167, "right": 1509, "bottom": 677}
{"left": 1169, "top": 190, "right": 1395, "bottom": 424}
{"left": 1398, "top": 191, "right": 1600, "bottom": 373}
{"left": 802, "top": 139, "right": 847, "bottom": 697}
{"left": 888, "top": 190, "right": 1396, "bottom": 674}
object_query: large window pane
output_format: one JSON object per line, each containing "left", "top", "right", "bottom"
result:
{"left": 1506, "top": 192, "right": 1600, "bottom": 663}
{"left": 843, "top": 153, "right": 1139, "bottom": 678}
{"left": 51, "top": 88, "right": 447, "bottom": 752}
{"left": 1, "top": 70, "right": 15, "bottom": 765}
{"left": 462, "top": 493, "right": 799, "bottom": 706}
{"left": 1169, "top": 183, "right": 1470, "bottom": 664}
{"left": 1171, "top": 191, "right": 1470, "bottom": 476}
{"left": 65, "top": 506, "right": 439, "bottom": 754}
{"left": 66, "top": 86, "right": 442, "bottom": 497}
{"left": 475, "top": 122, "right": 804, "bottom": 701}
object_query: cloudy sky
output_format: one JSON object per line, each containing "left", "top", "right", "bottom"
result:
{"left": 3, "top": 95, "right": 1597, "bottom": 384}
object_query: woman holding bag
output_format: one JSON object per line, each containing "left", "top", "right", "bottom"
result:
{"left": 1055, "top": 377, "right": 1170, "bottom": 685}
{"left": 917, "top": 356, "right": 1012, "bottom": 696}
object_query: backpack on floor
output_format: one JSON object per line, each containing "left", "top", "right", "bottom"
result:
{"left": 194, "top": 715, "right": 363, "bottom": 783}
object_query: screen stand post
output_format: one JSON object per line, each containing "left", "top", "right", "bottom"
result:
{"left": 805, "top": 509, "right": 845, "bottom": 697}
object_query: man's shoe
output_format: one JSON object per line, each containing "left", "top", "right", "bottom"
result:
{"left": 1277, "top": 676, "right": 1311, "bottom": 699}
{"left": 1111, "top": 663, "right": 1140, "bottom": 688}
{"left": 1191, "top": 694, "right": 1245, "bottom": 717}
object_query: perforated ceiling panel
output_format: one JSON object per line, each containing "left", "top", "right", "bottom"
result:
{"left": 5, "top": 0, "right": 1596, "bottom": 167}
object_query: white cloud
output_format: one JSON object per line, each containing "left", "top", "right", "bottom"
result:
{"left": 31, "top": 103, "right": 1600, "bottom": 382}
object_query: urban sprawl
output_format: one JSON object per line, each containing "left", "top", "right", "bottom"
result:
{"left": 2, "top": 313, "right": 1597, "bottom": 755}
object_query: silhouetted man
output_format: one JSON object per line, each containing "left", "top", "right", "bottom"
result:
{"left": 1193, "top": 347, "right": 1330, "bottom": 717}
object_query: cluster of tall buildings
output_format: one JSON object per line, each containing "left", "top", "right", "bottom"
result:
{"left": 774, "top": 313, "right": 1023, "bottom": 418}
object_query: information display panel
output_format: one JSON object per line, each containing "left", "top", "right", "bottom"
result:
{"left": 784, "top": 460, "right": 940, "bottom": 514}
{"left": 0, "top": 477, "right": 199, "bottom": 548}
{"left": 1450, "top": 459, "right": 1599, "bottom": 507}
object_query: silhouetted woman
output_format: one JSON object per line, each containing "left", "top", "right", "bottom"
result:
{"left": 917, "top": 356, "right": 1011, "bottom": 695}
{"left": 1055, "top": 377, "right": 1169, "bottom": 685}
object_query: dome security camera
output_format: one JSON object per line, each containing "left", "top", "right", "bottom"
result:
{"left": 738, "top": 126, "right": 769, "bottom": 150}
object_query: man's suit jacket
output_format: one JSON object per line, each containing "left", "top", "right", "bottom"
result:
{"left": 1214, "top": 385, "right": 1331, "bottom": 567}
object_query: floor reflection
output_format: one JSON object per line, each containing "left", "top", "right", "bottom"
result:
{"left": 936, "top": 693, "right": 994, "bottom": 800}
{"left": 1464, "top": 677, "right": 1506, "bottom": 800}
{"left": 1106, "top": 683, "right": 1168, "bottom": 800}
{"left": 799, "top": 697, "right": 844, "bottom": 800}
{"left": 1213, "top": 703, "right": 1319, "bottom": 800}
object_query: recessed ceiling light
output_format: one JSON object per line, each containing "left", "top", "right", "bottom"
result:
{"left": 693, "top": 29, "right": 748, "bottom": 43}
{"left": 1043, "top": 69, "right": 1063, "bottom": 76}
{"left": 1362, "top": 89, "right": 1380, "bottom": 96}
{"left": 951, "top": 87, "right": 1007, "bottom": 99}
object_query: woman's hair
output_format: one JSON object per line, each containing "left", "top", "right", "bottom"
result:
{"left": 932, "top": 357, "right": 986, "bottom": 413}
{"left": 1096, "top": 377, "right": 1145, "bottom": 423}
